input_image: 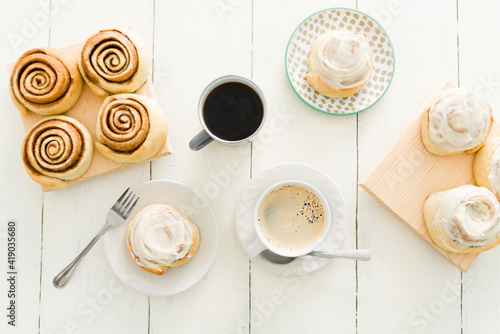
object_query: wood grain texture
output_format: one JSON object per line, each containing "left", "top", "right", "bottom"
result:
{"left": 458, "top": 0, "right": 500, "bottom": 333}
{"left": 149, "top": 1, "right": 253, "bottom": 333}
{"left": 252, "top": 1, "right": 357, "bottom": 333}
{"left": 359, "top": 82, "right": 498, "bottom": 272}
{"left": 3, "top": 1, "right": 500, "bottom": 334}
{"left": 38, "top": 1, "right": 154, "bottom": 334}
{"left": 8, "top": 41, "right": 172, "bottom": 192}
{"left": 0, "top": 2, "right": 49, "bottom": 334}
{"left": 357, "top": 1, "right": 462, "bottom": 333}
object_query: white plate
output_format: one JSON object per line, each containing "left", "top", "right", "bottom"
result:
{"left": 235, "top": 163, "right": 348, "bottom": 276}
{"left": 285, "top": 7, "right": 395, "bottom": 115}
{"left": 103, "top": 180, "right": 219, "bottom": 296}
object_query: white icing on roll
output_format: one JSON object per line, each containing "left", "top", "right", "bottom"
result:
{"left": 489, "top": 144, "right": 500, "bottom": 198}
{"left": 308, "top": 30, "right": 373, "bottom": 90}
{"left": 128, "top": 207, "right": 193, "bottom": 270}
{"left": 435, "top": 185, "right": 500, "bottom": 250}
{"left": 428, "top": 88, "right": 491, "bottom": 153}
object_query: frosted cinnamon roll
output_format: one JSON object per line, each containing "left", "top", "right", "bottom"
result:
{"left": 126, "top": 204, "right": 200, "bottom": 275}
{"left": 424, "top": 185, "right": 500, "bottom": 253}
{"left": 422, "top": 88, "right": 493, "bottom": 156}
{"left": 473, "top": 137, "right": 500, "bottom": 200}
{"left": 305, "top": 30, "right": 373, "bottom": 98}
{"left": 10, "top": 48, "right": 83, "bottom": 116}
{"left": 95, "top": 94, "right": 168, "bottom": 163}
{"left": 79, "top": 28, "right": 150, "bottom": 97}
{"left": 21, "top": 115, "right": 93, "bottom": 190}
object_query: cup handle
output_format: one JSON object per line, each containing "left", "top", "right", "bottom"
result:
{"left": 189, "top": 130, "right": 213, "bottom": 151}
{"left": 247, "top": 237, "right": 267, "bottom": 258}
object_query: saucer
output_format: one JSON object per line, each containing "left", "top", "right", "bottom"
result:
{"left": 285, "top": 7, "right": 395, "bottom": 115}
{"left": 103, "top": 180, "right": 219, "bottom": 296}
{"left": 235, "top": 163, "right": 348, "bottom": 276}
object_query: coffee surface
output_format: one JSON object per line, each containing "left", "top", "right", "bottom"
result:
{"left": 203, "top": 82, "right": 264, "bottom": 141}
{"left": 257, "top": 184, "right": 325, "bottom": 251}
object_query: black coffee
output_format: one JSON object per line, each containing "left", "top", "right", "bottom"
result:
{"left": 203, "top": 82, "right": 264, "bottom": 141}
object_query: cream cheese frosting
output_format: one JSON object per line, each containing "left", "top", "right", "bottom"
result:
{"left": 128, "top": 206, "right": 193, "bottom": 271}
{"left": 488, "top": 144, "right": 500, "bottom": 198}
{"left": 434, "top": 185, "right": 500, "bottom": 251}
{"left": 428, "top": 88, "right": 491, "bottom": 153}
{"left": 307, "top": 30, "right": 373, "bottom": 90}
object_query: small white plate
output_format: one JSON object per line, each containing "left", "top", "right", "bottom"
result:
{"left": 285, "top": 7, "right": 395, "bottom": 115}
{"left": 235, "top": 163, "right": 348, "bottom": 276}
{"left": 103, "top": 180, "right": 219, "bottom": 296}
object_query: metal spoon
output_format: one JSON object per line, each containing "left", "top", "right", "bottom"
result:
{"left": 261, "top": 249, "right": 371, "bottom": 265}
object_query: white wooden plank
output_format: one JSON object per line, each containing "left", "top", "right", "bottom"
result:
{"left": 37, "top": 1, "right": 154, "bottom": 333}
{"left": 150, "top": 1, "right": 253, "bottom": 333}
{"left": 458, "top": 0, "right": 500, "bottom": 332}
{"left": 357, "top": 0, "right": 462, "bottom": 333}
{"left": 252, "top": 1, "right": 358, "bottom": 333}
{"left": 0, "top": 1, "right": 48, "bottom": 333}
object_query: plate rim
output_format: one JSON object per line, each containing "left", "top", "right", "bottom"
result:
{"left": 103, "top": 179, "right": 220, "bottom": 296}
{"left": 284, "top": 7, "right": 396, "bottom": 116}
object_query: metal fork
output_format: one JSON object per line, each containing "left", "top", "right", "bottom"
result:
{"left": 53, "top": 188, "right": 139, "bottom": 288}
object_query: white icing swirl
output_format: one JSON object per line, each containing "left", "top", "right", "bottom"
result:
{"left": 308, "top": 30, "right": 373, "bottom": 90}
{"left": 436, "top": 185, "right": 500, "bottom": 250}
{"left": 489, "top": 143, "right": 500, "bottom": 198}
{"left": 128, "top": 207, "right": 193, "bottom": 271}
{"left": 428, "top": 88, "right": 491, "bottom": 153}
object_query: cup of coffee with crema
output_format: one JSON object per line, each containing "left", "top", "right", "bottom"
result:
{"left": 247, "top": 180, "right": 331, "bottom": 259}
{"left": 189, "top": 75, "right": 267, "bottom": 151}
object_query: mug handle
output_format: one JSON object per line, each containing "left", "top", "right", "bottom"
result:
{"left": 189, "top": 130, "right": 213, "bottom": 151}
{"left": 247, "top": 236, "right": 267, "bottom": 258}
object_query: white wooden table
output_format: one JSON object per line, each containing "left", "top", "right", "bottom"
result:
{"left": 1, "top": 0, "right": 499, "bottom": 333}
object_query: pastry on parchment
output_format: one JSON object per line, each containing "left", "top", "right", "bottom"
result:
{"left": 21, "top": 115, "right": 93, "bottom": 190}
{"left": 10, "top": 47, "right": 83, "bottom": 116}
{"left": 79, "top": 27, "right": 150, "bottom": 97}
{"left": 95, "top": 93, "right": 168, "bottom": 164}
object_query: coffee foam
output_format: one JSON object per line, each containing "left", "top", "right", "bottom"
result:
{"left": 257, "top": 184, "right": 325, "bottom": 251}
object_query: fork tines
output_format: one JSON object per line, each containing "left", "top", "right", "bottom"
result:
{"left": 113, "top": 188, "right": 139, "bottom": 218}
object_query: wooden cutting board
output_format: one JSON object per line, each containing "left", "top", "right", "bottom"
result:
{"left": 360, "top": 82, "right": 500, "bottom": 272}
{"left": 8, "top": 41, "right": 173, "bottom": 192}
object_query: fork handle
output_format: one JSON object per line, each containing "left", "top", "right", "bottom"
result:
{"left": 53, "top": 224, "right": 111, "bottom": 288}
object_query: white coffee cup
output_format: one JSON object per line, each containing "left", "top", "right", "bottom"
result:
{"left": 247, "top": 180, "right": 331, "bottom": 258}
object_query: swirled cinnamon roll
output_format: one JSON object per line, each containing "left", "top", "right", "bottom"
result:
{"left": 79, "top": 28, "right": 150, "bottom": 97}
{"left": 474, "top": 137, "right": 500, "bottom": 200}
{"left": 305, "top": 30, "right": 373, "bottom": 98}
{"left": 21, "top": 116, "right": 93, "bottom": 190}
{"left": 422, "top": 88, "right": 493, "bottom": 156}
{"left": 424, "top": 185, "right": 500, "bottom": 253}
{"left": 10, "top": 48, "right": 83, "bottom": 116}
{"left": 95, "top": 94, "right": 168, "bottom": 163}
{"left": 126, "top": 204, "right": 200, "bottom": 275}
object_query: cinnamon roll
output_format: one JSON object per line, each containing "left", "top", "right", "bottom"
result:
{"left": 95, "top": 94, "right": 168, "bottom": 163}
{"left": 9, "top": 48, "right": 83, "bottom": 116}
{"left": 21, "top": 115, "right": 93, "bottom": 190}
{"left": 473, "top": 137, "right": 500, "bottom": 200}
{"left": 424, "top": 185, "right": 500, "bottom": 253}
{"left": 79, "top": 28, "right": 150, "bottom": 97}
{"left": 305, "top": 30, "right": 373, "bottom": 98}
{"left": 126, "top": 204, "right": 200, "bottom": 275}
{"left": 422, "top": 88, "right": 493, "bottom": 156}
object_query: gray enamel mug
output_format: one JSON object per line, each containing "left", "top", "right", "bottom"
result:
{"left": 189, "top": 75, "right": 267, "bottom": 151}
